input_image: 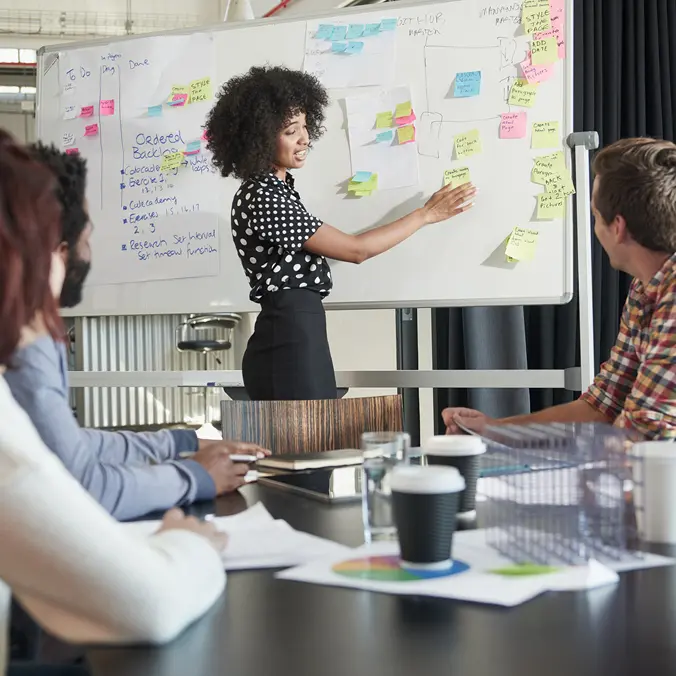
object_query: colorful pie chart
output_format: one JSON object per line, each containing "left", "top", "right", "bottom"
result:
{"left": 332, "top": 555, "right": 470, "bottom": 582}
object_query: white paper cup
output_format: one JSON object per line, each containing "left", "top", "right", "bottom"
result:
{"left": 632, "top": 441, "right": 676, "bottom": 544}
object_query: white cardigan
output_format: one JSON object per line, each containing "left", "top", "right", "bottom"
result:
{"left": 0, "top": 377, "right": 226, "bottom": 672}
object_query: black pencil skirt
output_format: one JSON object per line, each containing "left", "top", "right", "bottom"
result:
{"left": 242, "top": 289, "right": 338, "bottom": 401}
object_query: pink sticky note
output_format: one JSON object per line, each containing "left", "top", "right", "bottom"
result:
{"left": 395, "top": 112, "right": 417, "bottom": 126}
{"left": 201, "top": 129, "right": 208, "bottom": 141}
{"left": 100, "top": 99, "right": 115, "bottom": 116}
{"left": 535, "top": 26, "right": 566, "bottom": 59}
{"left": 80, "top": 105, "right": 94, "bottom": 118}
{"left": 84, "top": 123, "right": 99, "bottom": 137}
{"left": 65, "top": 148, "right": 79, "bottom": 155}
{"left": 549, "top": 0, "right": 565, "bottom": 16}
{"left": 500, "top": 112, "right": 527, "bottom": 139}
{"left": 168, "top": 93, "right": 188, "bottom": 107}
{"left": 521, "top": 58, "right": 555, "bottom": 84}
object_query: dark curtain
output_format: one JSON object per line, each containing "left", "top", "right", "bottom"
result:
{"left": 433, "top": 0, "right": 676, "bottom": 431}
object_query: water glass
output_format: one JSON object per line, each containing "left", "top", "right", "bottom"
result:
{"left": 361, "top": 432, "right": 410, "bottom": 544}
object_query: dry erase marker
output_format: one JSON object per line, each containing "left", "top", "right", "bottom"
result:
{"left": 230, "top": 454, "right": 259, "bottom": 463}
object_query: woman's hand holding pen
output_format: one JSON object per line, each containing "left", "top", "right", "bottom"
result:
{"left": 422, "top": 183, "right": 477, "bottom": 225}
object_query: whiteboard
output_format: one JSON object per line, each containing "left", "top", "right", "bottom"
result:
{"left": 37, "top": 0, "right": 575, "bottom": 317}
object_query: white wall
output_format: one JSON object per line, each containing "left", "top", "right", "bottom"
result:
{"left": 0, "top": 111, "right": 35, "bottom": 143}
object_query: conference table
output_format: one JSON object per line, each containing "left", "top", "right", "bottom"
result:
{"left": 84, "top": 483, "right": 676, "bottom": 676}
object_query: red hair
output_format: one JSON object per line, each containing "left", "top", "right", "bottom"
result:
{"left": 0, "top": 130, "right": 64, "bottom": 365}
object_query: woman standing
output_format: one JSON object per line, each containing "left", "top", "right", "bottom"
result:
{"left": 206, "top": 66, "right": 476, "bottom": 401}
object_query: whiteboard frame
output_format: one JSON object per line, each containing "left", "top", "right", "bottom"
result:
{"left": 36, "top": 0, "right": 576, "bottom": 313}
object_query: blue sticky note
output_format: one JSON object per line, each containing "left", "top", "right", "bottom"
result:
{"left": 315, "top": 24, "right": 334, "bottom": 39}
{"left": 376, "top": 130, "right": 394, "bottom": 143}
{"left": 147, "top": 105, "right": 162, "bottom": 117}
{"left": 346, "top": 24, "right": 364, "bottom": 38}
{"left": 345, "top": 41, "right": 364, "bottom": 54}
{"left": 364, "top": 23, "right": 381, "bottom": 36}
{"left": 454, "top": 71, "right": 482, "bottom": 98}
{"left": 185, "top": 140, "right": 201, "bottom": 154}
{"left": 353, "top": 171, "right": 373, "bottom": 183}
{"left": 331, "top": 42, "right": 348, "bottom": 53}
{"left": 380, "top": 18, "right": 397, "bottom": 31}
{"left": 330, "top": 25, "right": 348, "bottom": 41}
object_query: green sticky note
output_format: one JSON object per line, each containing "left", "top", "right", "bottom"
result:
{"left": 375, "top": 111, "right": 393, "bottom": 128}
{"left": 189, "top": 77, "right": 212, "bottom": 104}
{"left": 454, "top": 129, "right": 482, "bottom": 158}
{"left": 394, "top": 100, "right": 412, "bottom": 119}
{"left": 532, "top": 121, "right": 560, "bottom": 149}
{"left": 505, "top": 227, "right": 539, "bottom": 262}
{"left": 537, "top": 191, "right": 565, "bottom": 219}
{"left": 397, "top": 124, "right": 416, "bottom": 144}
{"left": 354, "top": 190, "right": 372, "bottom": 197}
{"left": 160, "top": 152, "right": 184, "bottom": 172}
{"left": 509, "top": 79, "right": 538, "bottom": 107}
{"left": 443, "top": 167, "right": 471, "bottom": 188}
{"left": 490, "top": 563, "right": 561, "bottom": 576}
{"left": 348, "top": 173, "right": 378, "bottom": 193}
{"left": 531, "top": 37, "right": 558, "bottom": 65}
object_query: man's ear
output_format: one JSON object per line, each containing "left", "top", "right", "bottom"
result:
{"left": 612, "top": 214, "right": 630, "bottom": 244}
{"left": 55, "top": 241, "right": 69, "bottom": 263}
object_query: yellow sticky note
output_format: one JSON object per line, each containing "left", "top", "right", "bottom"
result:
{"left": 454, "top": 129, "right": 482, "bottom": 158}
{"left": 532, "top": 121, "right": 560, "bottom": 149}
{"left": 505, "top": 227, "right": 539, "bottom": 262}
{"left": 537, "top": 191, "right": 565, "bottom": 219}
{"left": 443, "top": 167, "right": 471, "bottom": 188}
{"left": 544, "top": 169, "right": 576, "bottom": 196}
{"left": 395, "top": 101, "right": 412, "bottom": 119}
{"left": 522, "top": 0, "right": 551, "bottom": 33}
{"left": 531, "top": 37, "right": 558, "bottom": 65}
{"left": 508, "top": 80, "right": 538, "bottom": 107}
{"left": 160, "top": 152, "right": 184, "bottom": 172}
{"left": 397, "top": 124, "right": 416, "bottom": 144}
{"left": 375, "top": 111, "right": 394, "bottom": 128}
{"left": 532, "top": 166, "right": 554, "bottom": 184}
{"left": 348, "top": 173, "right": 378, "bottom": 193}
{"left": 534, "top": 151, "right": 565, "bottom": 170}
{"left": 189, "top": 77, "right": 213, "bottom": 104}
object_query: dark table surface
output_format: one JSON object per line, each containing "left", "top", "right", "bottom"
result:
{"left": 84, "top": 484, "right": 676, "bottom": 676}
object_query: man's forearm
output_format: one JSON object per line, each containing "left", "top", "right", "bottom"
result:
{"left": 499, "top": 400, "right": 612, "bottom": 426}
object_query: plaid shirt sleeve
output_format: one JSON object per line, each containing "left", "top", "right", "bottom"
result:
{"left": 615, "top": 285, "right": 676, "bottom": 439}
{"left": 580, "top": 291, "right": 639, "bottom": 422}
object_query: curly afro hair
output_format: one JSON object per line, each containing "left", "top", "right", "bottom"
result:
{"left": 28, "top": 142, "right": 88, "bottom": 249}
{"left": 205, "top": 65, "right": 329, "bottom": 181}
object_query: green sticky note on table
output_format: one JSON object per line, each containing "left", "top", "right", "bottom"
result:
{"left": 509, "top": 80, "right": 538, "bottom": 107}
{"left": 443, "top": 167, "right": 471, "bottom": 188}
{"left": 532, "top": 121, "right": 560, "bottom": 148}
{"left": 454, "top": 129, "right": 482, "bottom": 158}
{"left": 394, "top": 101, "right": 412, "bottom": 119}
{"left": 189, "top": 77, "right": 212, "bottom": 104}
{"left": 397, "top": 125, "right": 416, "bottom": 144}
{"left": 505, "top": 227, "right": 539, "bottom": 262}
{"left": 537, "top": 191, "right": 565, "bottom": 219}
{"left": 375, "top": 111, "right": 393, "bottom": 128}
{"left": 531, "top": 37, "right": 558, "bottom": 65}
{"left": 160, "top": 152, "right": 184, "bottom": 172}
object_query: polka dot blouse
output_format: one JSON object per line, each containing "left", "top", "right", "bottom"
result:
{"left": 231, "top": 172, "right": 333, "bottom": 302}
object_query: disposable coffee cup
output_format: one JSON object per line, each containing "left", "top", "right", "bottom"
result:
{"left": 423, "top": 436, "right": 486, "bottom": 522}
{"left": 632, "top": 441, "right": 676, "bottom": 544}
{"left": 391, "top": 465, "right": 465, "bottom": 570}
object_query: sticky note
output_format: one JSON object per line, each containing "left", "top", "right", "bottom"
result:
{"left": 535, "top": 26, "right": 565, "bottom": 59}
{"left": 184, "top": 140, "right": 202, "bottom": 156}
{"left": 531, "top": 37, "right": 558, "bottom": 65}
{"left": 64, "top": 105, "right": 77, "bottom": 120}
{"left": 65, "top": 148, "right": 79, "bottom": 155}
{"left": 375, "top": 111, "right": 393, "bottom": 128}
{"left": 345, "top": 41, "right": 364, "bottom": 54}
{"left": 500, "top": 112, "right": 527, "bottom": 139}
{"left": 397, "top": 125, "right": 416, "bottom": 145}
{"left": 395, "top": 101, "right": 412, "bottom": 119}
{"left": 534, "top": 151, "right": 565, "bottom": 170}
{"left": 148, "top": 105, "right": 162, "bottom": 117}
{"left": 84, "top": 123, "right": 99, "bottom": 137}
{"left": 99, "top": 99, "right": 115, "bottom": 116}
{"left": 395, "top": 112, "right": 416, "bottom": 126}
{"left": 354, "top": 191, "right": 372, "bottom": 197}
{"left": 62, "top": 132, "right": 75, "bottom": 147}
{"left": 189, "top": 77, "right": 212, "bottom": 104}
{"left": 352, "top": 171, "right": 373, "bottom": 183}
{"left": 380, "top": 18, "right": 397, "bottom": 31}
{"left": 348, "top": 173, "right": 378, "bottom": 193}
{"left": 454, "top": 129, "right": 482, "bottom": 158}
{"left": 160, "top": 152, "right": 184, "bottom": 172}
{"left": 537, "top": 191, "right": 565, "bottom": 219}
{"left": 167, "top": 93, "right": 188, "bottom": 107}
{"left": 443, "top": 167, "right": 471, "bottom": 189}
{"left": 505, "top": 227, "right": 539, "bottom": 262}
{"left": 330, "top": 26, "right": 347, "bottom": 41}
{"left": 376, "top": 130, "right": 394, "bottom": 143}
{"left": 346, "top": 24, "right": 364, "bottom": 38}
{"left": 454, "top": 71, "right": 482, "bottom": 98}
{"left": 171, "top": 85, "right": 190, "bottom": 96}
{"left": 544, "top": 169, "right": 575, "bottom": 196}
{"left": 532, "top": 121, "right": 560, "bottom": 148}
{"left": 63, "top": 83, "right": 76, "bottom": 96}
{"left": 364, "top": 23, "right": 381, "bottom": 36}
{"left": 80, "top": 105, "right": 94, "bottom": 118}
{"left": 522, "top": 2, "right": 551, "bottom": 33}
{"left": 521, "top": 59, "right": 554, "bottom": 84}
{"left": 315, "top": 24, "right": 334, "bottom": 39}
{"left": 201, "top": 129, "right": 209, "bottom": 141}
{"left": 509, "top": 80, "right": 538, "bottom": 107}
{"left": 331, "top": 42, "right": 347, "bottom": 53}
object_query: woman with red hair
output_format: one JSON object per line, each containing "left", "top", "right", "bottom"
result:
{"left": 0, "top": 131, "right": 228, "bottom": 676}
